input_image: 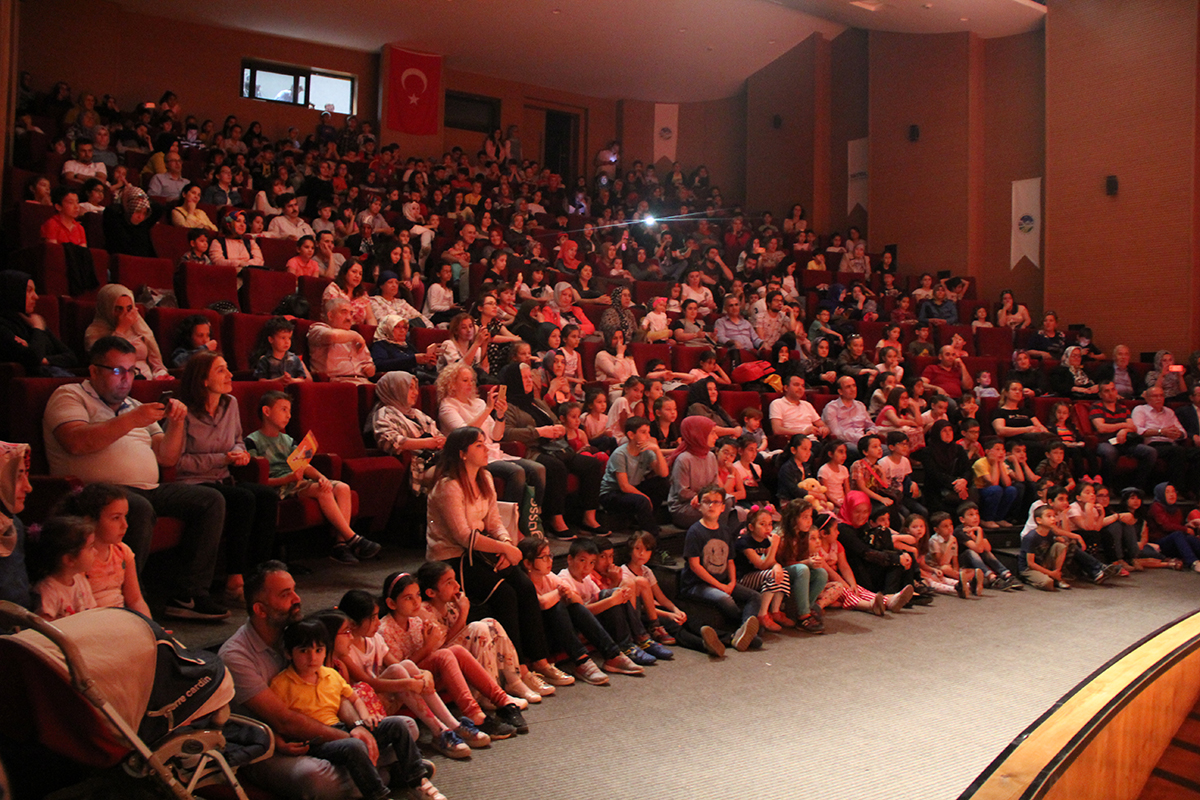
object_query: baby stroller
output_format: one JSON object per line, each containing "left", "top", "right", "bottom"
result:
{"left": 0, "top": 602, "right": 273, "bottom": 800}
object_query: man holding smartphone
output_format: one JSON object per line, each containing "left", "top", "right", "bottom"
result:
{"left": 43, "top": 335, "right": 229, "bottom": 620}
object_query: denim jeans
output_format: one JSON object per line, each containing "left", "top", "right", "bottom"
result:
{"left": 978, "top": 484, "right": 1018, "bottom": 522}
{"left": 960, "top": 549, "right": 1009, "bottom": 577}
{"left": 679, "top": 582, "right": 762, "bottom": 630}
{"left": 784, "top": 564, "right": 828, "bottom": 617}
{"left": 1155, "top": 531, "right": 1200, "bottom": 567}
{"left": 1096, "top": 442, "right": 1157, "bottom": 489}
{"left": 487, "top": 457, "right": 545, "bottom": 505}
{"left": 541, "top": 600, "right": 619, "bottom": 661}
{"left": 308, "top": 716, "right": 422, "bottom": 799}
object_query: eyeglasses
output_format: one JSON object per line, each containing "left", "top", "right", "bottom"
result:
{"left": 700, "top": 498, "right": 726, "bottom": 507}
{"left": 93, "top": 364, "right": 134, "bottom": 378}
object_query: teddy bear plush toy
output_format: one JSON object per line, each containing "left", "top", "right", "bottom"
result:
{"left": 798, "top": 477, "right": 834, "bottom": 512}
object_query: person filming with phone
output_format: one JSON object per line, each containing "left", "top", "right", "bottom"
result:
{"left": 43, "top": 335, "right": 229, "bottom": 620}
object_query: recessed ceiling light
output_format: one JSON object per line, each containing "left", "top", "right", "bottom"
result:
{"left": 960, "top": 17, "right": 968, "bottom": 21}
{"left": 679, "top": 27, "right": 687, "bottom": 32}
{"left": 850, "top": 1, "right": 885, "bottom": 10}
{"left": 552, "top": 7, "right": 561, "bottom": 12}
{"left": 922, "top": 3, "right": 933, "bottom": 7}
{"left": 768, "top": 39, "right": 776, "bottom": 44}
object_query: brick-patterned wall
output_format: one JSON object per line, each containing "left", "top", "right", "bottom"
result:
{"left": 1045, "top": 0, "right": 1199, "bottom": 356}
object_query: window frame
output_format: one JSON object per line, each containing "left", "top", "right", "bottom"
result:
{"left": 443, "top": 90, "right": 502, "bottom": 134}
{"left": 240, "top": 59, "right": 357, "bottom": 115}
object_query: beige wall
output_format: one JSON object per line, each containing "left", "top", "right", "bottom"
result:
{"left": 1045, "top": 0, "right": 1199, "bottom": 356}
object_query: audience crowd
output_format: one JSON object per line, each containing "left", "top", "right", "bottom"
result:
{"left": 5, "top": 79, "right": 1200, "bottom": 800}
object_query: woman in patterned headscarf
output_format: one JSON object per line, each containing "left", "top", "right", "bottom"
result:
{"left": 102, "top": 185, "right": 160, "bottom": 256}
{"left": 0, "top": 441, "right": 33, "bottom": 609}
{"left": 599, "top": 285, "right": 639, "bottom": 343}
{"left": 367, "top": 371, "right": 445, "bottom": 495}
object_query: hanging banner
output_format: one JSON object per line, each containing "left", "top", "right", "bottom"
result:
{"left": 1010, "top": 177, "right": 1042, "bottom": 268}
{"left": 386, "top": 47, "right": 441, "bottom": 135}
{"left": 653, "top": 103, "right": 678, "bottom": 164}
{"left": 847, "top": 137, "right": 868, "bottom": 213}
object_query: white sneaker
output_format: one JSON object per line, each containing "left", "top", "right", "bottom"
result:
{"left": 574, "top": 659, "right": 610, "bottom": 685}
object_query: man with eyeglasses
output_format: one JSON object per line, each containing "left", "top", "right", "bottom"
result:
{"left": 147, "top": 151, "right": 188, "bottom": 200}
{"left": 42, "top": 336, "right": 229, "bottom": 620}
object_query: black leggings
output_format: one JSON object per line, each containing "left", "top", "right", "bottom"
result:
{"left": 450, "top": 555, "right": 549, "bottom": 664}
{"left": 536, "top": 451, "right": 603, "bottom": 515}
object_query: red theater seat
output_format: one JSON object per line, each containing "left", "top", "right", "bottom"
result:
{"left": 239, "top": 268, "right": 298, "bottom": 315}
{"left": 258, "top": 237, "right": 296, "bottom": 271}
{"left": 113, "top": 254, "right": 174, "bottom": 293}
{"left": 176, "top": 263, "right": 239, "bottom": 310}
{"left": 150, "top": 224, "right": 191, "bottom": 265}
{"left": 286, "top": 381, "right": 406, "bottom": 533}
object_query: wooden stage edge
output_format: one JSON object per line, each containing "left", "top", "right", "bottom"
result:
{"left": 960, "top": 608, "right": 1200, "bottom": 800}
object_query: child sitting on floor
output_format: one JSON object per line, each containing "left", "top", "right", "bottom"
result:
{"left": 587, "top": 538, "right": 673, "bottom": 660}
{"left": 734, "top": 507, "right": 798, "bottom": 632}
{"left": 557, "top": 538, "right": 657, "bottom": 668}
{"left": 269, "top": 617, "right": 444, "bottom": 800}
{"left": 679, "top": 485, "right": 763, "bottom": 655}
{"left": 518, "top": 537, "right": 642, "bottom": 686}
{"left": 335, "top": 589, "right": 488, "bottom": 759}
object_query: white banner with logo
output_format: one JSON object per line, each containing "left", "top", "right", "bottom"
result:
{"left": 1010, "top": 177, "right": 1041, "bottom": 268}
{"left": 847, "top": 137, "right": 868, "bottom": 213}
{"left": 653, "top": 103, "right": 678, "bottom": 164}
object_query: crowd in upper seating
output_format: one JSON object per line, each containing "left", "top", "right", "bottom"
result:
{"left": 6, "top": 78, "right": 1200, "bottom": 800}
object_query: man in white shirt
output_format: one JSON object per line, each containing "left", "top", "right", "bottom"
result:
{"left": 146, "top": 151, "right": 188, "bottom": 200}
{"left": 266, "top": 195, "right": 315, "bottom": 240}
{"left": 1132, "top": 386, "right": 1200, "bottom": 491}
{"left": 769, "top": 375, "right": 829, "bottom": 440}
{"left": 42, "top": 336, "right": 227, "bottom": 620}
{"left": 62, "top": 139, "right": 107, "bottom": 183}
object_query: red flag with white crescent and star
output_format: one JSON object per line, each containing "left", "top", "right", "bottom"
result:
{"left": 387, "top": 47, "right": 441, "bottom": 135}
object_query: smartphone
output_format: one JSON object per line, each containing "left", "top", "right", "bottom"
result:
{"left": 499, "top": 384, "right": 507, "bottom": 400}
{"left": 1170, "top": 365, "right": 1185, "bottom": 373}
{"left": 158, "top": 390, "right": 176, "bottom": 406}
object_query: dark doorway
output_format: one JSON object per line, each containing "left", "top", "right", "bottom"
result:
{"left": 544, "top": 110, "right": 578, "bottom": 184}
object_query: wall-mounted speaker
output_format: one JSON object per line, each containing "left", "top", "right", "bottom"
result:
{"left": 908, "top": 124, "right": 920, "bottom": 142}
{"left": 1105, "top": 175, "right": 1118, "bottom": 196}
{"left": 772, "top": 115, "right": 783, "bottom": 130}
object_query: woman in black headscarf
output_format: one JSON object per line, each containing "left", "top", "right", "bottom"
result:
{"left": 0, "top": 271, "right": 77, "bottom": 376}
{"left": 917, "top": 419, "right": 974, "bottom": 513}
{"left": 685, "top": 377, "right": 741, "bottom": 437}
{"left": 499, "top": 362, "right": 603, "bottom": 535}
{"left": 509, "top": 299, "right": 544, "bottom": 346}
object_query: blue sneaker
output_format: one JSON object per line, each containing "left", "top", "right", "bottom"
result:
{"left": 624, "top": 644, "right": 656, "bottom": 666}
{"left": 640, "top": 640, "right": 674, "bottom": 660}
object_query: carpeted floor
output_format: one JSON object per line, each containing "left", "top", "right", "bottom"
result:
{"left": 167, "top": 554, "right": 1200, "bottom": 800}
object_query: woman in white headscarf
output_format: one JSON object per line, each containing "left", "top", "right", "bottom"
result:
{"left": 546, "top": 282, "right": 593, "bottom": 336}
{"left": 84, "top": 283, "right": 168, "bottom": 378}
{"left": 0, "top": 441, "right": 33, "bottom": 610}
{"left": 368, "top": 371, "right": 445, "bottom": 495}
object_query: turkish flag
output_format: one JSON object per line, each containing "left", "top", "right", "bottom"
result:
{"left": 387, "top": 47, "right": 441, "bottom": 135}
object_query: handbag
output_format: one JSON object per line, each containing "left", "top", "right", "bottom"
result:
{"left": 457, "top": 528, "right": 506, "bottom": 605}
{"left": 520, "top": 484, "right": 545, "bottom": 539}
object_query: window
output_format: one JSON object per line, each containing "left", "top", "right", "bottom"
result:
{"left": 444, "top": 91, "right": 501, "bottom": 134}
{"left": 240, "top": 60, "right": 355, "bottom": 115}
